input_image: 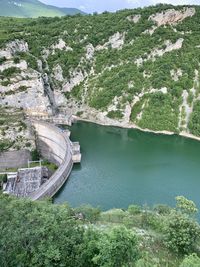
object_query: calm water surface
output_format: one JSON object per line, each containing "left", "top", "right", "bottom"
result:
{"left": 54, "top": 122, "right": 200, "bottom": 210}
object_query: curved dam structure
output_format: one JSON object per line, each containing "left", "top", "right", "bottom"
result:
{"left": 30, "top": 121, "right": 81, "bottom": 201}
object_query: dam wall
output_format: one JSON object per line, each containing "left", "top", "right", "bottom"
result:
{"left": 0, "top": 150, "right": 31, "bottom": 170}
{"left": 30, "top": 121, "right": 80, "bottom": 200}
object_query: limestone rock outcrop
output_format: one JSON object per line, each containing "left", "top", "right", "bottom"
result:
{"left": 149, "top": 7, "right": 195, "bottom": 26}
{"left": 0, "top": 40, "right": 28, "bottom": 59}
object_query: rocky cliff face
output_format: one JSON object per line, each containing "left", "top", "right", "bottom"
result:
{"left": 1, "top": 4, "right": 200, "bottom": 144}
{"left": 149, "top": 7, "right": 195, "bottom": 26}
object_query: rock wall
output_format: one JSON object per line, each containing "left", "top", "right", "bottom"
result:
{"left": 30, "top": 121, "right": 77, "bottom": 200}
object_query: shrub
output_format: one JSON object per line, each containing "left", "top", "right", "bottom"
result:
{"left": 107, "top": 110, "right": 123, "bottom": 119}
{"left": 180, "top": 254, "right": 200, "bottom": 267}
{"left": 0, "top": 174, "right": 7, "bottom": 183}
{"left": 164, "top": 212, "right": 200, "bottom": 254}
{"left": 176, "top": 196, "right": 198, "bottom": 215}
{"left": 0, "top": 56, "right": 6, "bottom": 65}
{"left": 13, "top": 57, "right": 20, "bottom": 64}
{"left": 74, "top": 204, "right": 101, "bottom": 223}
{"left": 31, "top": 149, "right": 40, "bottom": 161}
{"left": 93, "top": 226, "right": 140, "bottom": 267}
{"left": 128, "top": 204, "right": 141, "bottom": 215}
{"left": 153, "top": 204, "right": 172, "bottom": 215}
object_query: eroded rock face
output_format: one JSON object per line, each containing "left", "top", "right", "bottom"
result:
{"left": 135, "top": 38, "right": 184, "bottom": 66}
{"left": 96, "top": 32, "right": 125, "bottom": 51}
{"left": 150, "top": 38, "right": 184, "bottom": 60}
{"left": 0, "top": 70, "right": 50, "bottom": 116}
{"left": 42, "top": 39, "right": 73, "bottom": 58}
{"left": 51, "top": 38, "right": 73, "bottom": 52}
{"left": 0, "top": 60, "right": 27, "bottom": 72}
{"left": 0, "top": 40, "right": 29, "bottom": 59}
{"left": 86, "top": 44, "right": 95, "bottom": 60}
{"left": 63, "top": 70, "right": 85, "bottom": 92}
{"left": 149, "top": 7, "right": 195, "bottom": 26}
{"left": 109, "top": 32, "right": 125, "bottom": 49}
{"left": 52, "top": 64, "right": 64, "bottom": 82}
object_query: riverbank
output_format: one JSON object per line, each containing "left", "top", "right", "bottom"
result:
{"left": 73, "top": 115, "right": 200, "bottom": 143}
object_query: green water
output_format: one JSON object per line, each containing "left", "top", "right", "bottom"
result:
{"left": 54, "top": 121, "right": 200, "bottom": 210}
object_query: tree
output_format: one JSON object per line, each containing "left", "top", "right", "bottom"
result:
{"left": 164, "top": 211, "right": 200, "bottom": 255}
{"left": 180, "top": 254, "right": 200, "bottom": 267}
{"left": 0, "top": 195, "right": 86, "bottom": 267}
{"left": 176, "top": 196, "right": 198, "bottom": 215}
{"left": 93, "top": 226, "right": 139, "bottom": 267}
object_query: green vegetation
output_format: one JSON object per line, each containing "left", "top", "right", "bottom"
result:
{"left": 107, "top": 110, "right": 123, "bottom": 119}
{"left": 0, "top": 67, "right": 21, "bottom": 79}
{"left": 0, "top": 174, "right": 7, "bottom": 190}
{"left": 0, "top": 56, "right": 6, "bottom": 64}
{"left": 0, "top": 139, "right": 14, "bottom": 151}
{"left": 137, "top": 93, "right": 180, "bottom": 132}
{"left": 0, "top": 106, "right": 30, "bottom": 150}
{"left": 180, "top": 254, "right": 200, "bottom": 267}
{"left": 0, "top": 194, "right": 200, "bottom": 266}
{"left": 31, "top": 148, "right": 40, "bottom": 160}
{"left": 189, "top": 100, "right": 200, "bottom": 136}
{"left": 0, "top": 174, "right": 7, "bottom": 183}
{"left": 42, "top": 159, "right": 58, "bottom": 172}
{"left": 1, "top": 4, "right": 199, "bottom": 134}
{"left": 0, "top": 106, "right": 25, "bottom": 127}
{"left": 0, "top": 5, "right": 199, "bottom": 137}
{"left": 0, "top": 0, "right": 85, "bottom": 18}
{"left": 30, "top": 149, "right": 58, "bottom": 171}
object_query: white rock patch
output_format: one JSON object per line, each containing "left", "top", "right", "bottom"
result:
{"left": 52, "top": 64, "right": 64, "bottom": 82}
{"left": 149, "top": 7, "right": 195, "bottom": 26}
{"left": 0, "top": 60, "right": 27, "bottom": 72}
{"left": 63, "top": 70, "right": 85, "bottom": 92}
{"left": 170, "top": 69, "right": 182, "bottom": 81}
{"left": 0, "top": 40, "right": 28, "bottom": 59}
{"left": 135, "top": 38, "right": 184, "bottom": 66}
{"left": 86, "top": 44, "right": 95, "bottom": 60}
{"left": 96, "top": 32, "right": 125, "bottom": 51}
{"left": 149, "top": 87, "right": 168, "bottom": 94}
{"left": 109, "top": 32, "right": 125, "bottom": 49}
{"left": 51, "top": 39, "right": 73, "bottom": 55}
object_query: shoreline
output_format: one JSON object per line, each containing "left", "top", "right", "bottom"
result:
{"left": 73, "top": 116, "right": 200, "bottom": 142}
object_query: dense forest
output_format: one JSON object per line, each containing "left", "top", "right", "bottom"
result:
{"left": 1, "top": 4, "right": 200, "bottom": 137}
{"left": 0, "top": 193, "right": 200, "bottom": 267}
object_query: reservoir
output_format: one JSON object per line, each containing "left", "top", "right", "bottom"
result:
{"left": 54, "top": 121, "right": 200, "bottom": 210}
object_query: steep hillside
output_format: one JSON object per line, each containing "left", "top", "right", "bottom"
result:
{"left": 0, "top": 0, "right": 84, "bottom": 18}
{"left": 1, "top": 4, "right": 200, "bottom": 143}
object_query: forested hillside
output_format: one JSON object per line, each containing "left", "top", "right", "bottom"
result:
{"left": 1, "top": 194, "right": 200, "bottom": 267}
{"left": 1, "top": 4, "right": 200, "bottom": 145}
{"left": 0, "top": 0, "right": 84, "bottom": 18}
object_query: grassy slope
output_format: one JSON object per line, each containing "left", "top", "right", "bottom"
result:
{"left": 0, "top": 0, "right": 84, "bottom": 18}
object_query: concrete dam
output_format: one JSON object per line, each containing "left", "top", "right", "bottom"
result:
{"left": 2, "top": 121, "right": 81, "bottom": 199}
{"left": 29, "top": 121, "right": 81, "bottom": 200}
